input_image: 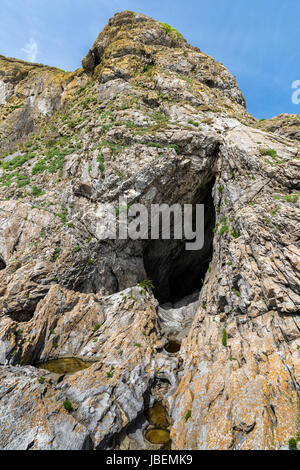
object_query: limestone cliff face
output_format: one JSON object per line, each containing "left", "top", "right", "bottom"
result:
{"left": 0, "top": 11, "right": 299, "bottom": 450}
{"left": 0, "top": 56, "right": 82, "bottom": 150}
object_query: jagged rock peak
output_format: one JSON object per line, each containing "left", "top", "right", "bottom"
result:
{"left": 81, "top": 10, "right": 245, "bottom": 108}
{"left": 82, "top": 10, "right": 187, "bottom": 73}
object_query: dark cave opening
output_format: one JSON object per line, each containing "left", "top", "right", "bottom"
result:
{"left": 143, "top": 181, "right": 215, "bottom": 305}
{"left": 0, "top": 257, "right": 6, "bottom": 271}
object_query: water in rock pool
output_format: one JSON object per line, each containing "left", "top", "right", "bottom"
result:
{"left": 37, "top": 357, "right": 95, "bottom": 375}
{"left": 145, "top": 428, "right": 171, "bottom": 445}
{"left": 164, "top": 340, "right": 181, "bottom": 353}
{"left": 145, "top": 402, "right": 172, "bottom": 447}
{"left": 146, "top": 401, "right": 169, "bottom": 428}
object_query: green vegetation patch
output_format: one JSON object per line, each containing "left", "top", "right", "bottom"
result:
{"left": 222, "top": 329, "right": 227, "bottom": 347}
{"left": 138, "top": 279, "right": 154, "bottom": 292}
{"left": 31, "top": 186, "right": 45, "bottom": 197}
{"left": 231, "top": 229, "right": 240, "bottom": 239}
{"left": 273, "top": 192, "right": 300, "bottom": 204}
{"left": 32, "top": 145, "right": 74, "bottom": 176}
{"left": 145, "top": 142, "right": 163, "bottom": 148}
{"left": 259, "top": 148, "right": 277, "bottom": 158}
{"left": 143, "top": 64, "right": 155, "bottom": 77}
{"left": 63, "top": 400, "right": 74, "bottom": 412}
{"left": 160, "top": 22, "right": 184, "bottom": 41}
{"left": 219, "top": 220, "right": 229, "bottom": 236}
{"left": 97, "top": 151, "right": 105, "bottom": 173}
{"left": 188, "top": 119, "right": 199, "bottom": 127}
{"left": 0, "top": 152, "right": 36, "bottom": 171}
{"left": 93, "top": 323, "right": 102, "bottom": 332}
{"left": 259, "top": 147, "right": 284, "bottom": 165}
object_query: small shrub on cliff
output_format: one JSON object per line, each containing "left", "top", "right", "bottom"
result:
{"left": 16, "top": 173, "right": 30, "bottom": 188}
{"left": 138, "top": 279, "right": 154, "bottom": 292}
{"left": 185, "top": 410, "right": 192, "bottom": 422}
{"left": 143, "top": 64, "right": 154, "bottom": 77}
{"left": 219, "top": 223, "right": 229, "bottom": 236}
{"left": 222, "top": 329, "right": 227, "bottom": 347}
{"left": 232, "top": 288, "right": 241, "bottom": 298}
{"left": 32, "top": 160, "right": 47, "bottom": 175}
{"left": 77, "top": 86, "right": 87, "bottom": 95}
{"left": 52, "top": 247, "right": 61, "bottom": 262}
{"left": 55, "top": 208, "right": 68, "bottom": 225}
{"left": 288, "top": 438, "right": 297, "bottom": 450}
{"left": 146, "top": 142, "right": 163, "bottom": 148}
{"left": 168, "top": 144, "right": 179, "bottom": 152}
{"left": 259, "top": 148, "right": 277, "bottom": 159}
{"left": 63, "top": 400, "right": 74, "bottom": 413}
{"left": 160, "top": 22, "right": 183, "bottom": 41}
{"left": 188, "top": 119, "right": 199, "bottom": 127}
{"left": 31, "top": 186, "right": 45, "bottom": 197}
{"left": 150, "top": 111, "right": 169, "bottom": 123}
{"left": 97, "top": 151, "right": 105, "bottom": 173}
{"left": 67, "top": 118, "right": 82, "bottom": 128}
{"left": 231, "top": 229, "right": 240, "bottom": 239}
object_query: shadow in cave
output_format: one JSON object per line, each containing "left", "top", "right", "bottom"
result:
{"left": 143, "top": 180, "right": 215, "bottom": 305}
{"left": 0, "top": 257, "right": 6, "bottom": 271}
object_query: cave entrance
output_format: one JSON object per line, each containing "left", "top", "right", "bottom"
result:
{"left": 143, "top": 181, "right": 215, "bottom": 305}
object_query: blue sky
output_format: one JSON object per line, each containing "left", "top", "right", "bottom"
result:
{"left": 1, "top": 0, "right": 299, "bottom": 119}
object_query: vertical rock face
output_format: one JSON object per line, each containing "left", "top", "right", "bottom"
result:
{"left": 0, "top": 10, "right": 299, "bottom": 450}
{"left": 0, "top": 56, "right": 82, "bottom": 149}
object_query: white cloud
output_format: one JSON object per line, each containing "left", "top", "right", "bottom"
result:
{"left": 22, "top": 37, "right": 38, "bottom": 63}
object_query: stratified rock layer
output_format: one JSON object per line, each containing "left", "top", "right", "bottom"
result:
{"left": 0, "top": 10, "right": 299, "bottom": 450}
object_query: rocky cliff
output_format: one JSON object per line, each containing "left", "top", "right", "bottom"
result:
{"left": 0, "top": 11, "right": 299, "bottom": 450}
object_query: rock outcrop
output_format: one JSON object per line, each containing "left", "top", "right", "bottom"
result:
{"left": 257, "top": 114, "right": 300, "bottom": 142}
{"left": 0, "top": 10, "right": 299, "bottom": 450}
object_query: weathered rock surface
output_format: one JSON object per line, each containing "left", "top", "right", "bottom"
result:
{"left": 0, "top": 10, "right": 299, "bottom": 450}
{"left": 257, "top": 114, "right": 300, "bottom": 142}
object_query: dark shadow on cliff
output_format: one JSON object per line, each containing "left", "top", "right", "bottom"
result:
{"left": 143, "top": 180, "right": 215, "bottom": 305}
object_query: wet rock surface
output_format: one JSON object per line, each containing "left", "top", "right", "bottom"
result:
{"left": 0, "top": 10, "right": 299, "bottom": 450}
{"left": 37, "top": 357, "right": 96, "bottom": 375}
